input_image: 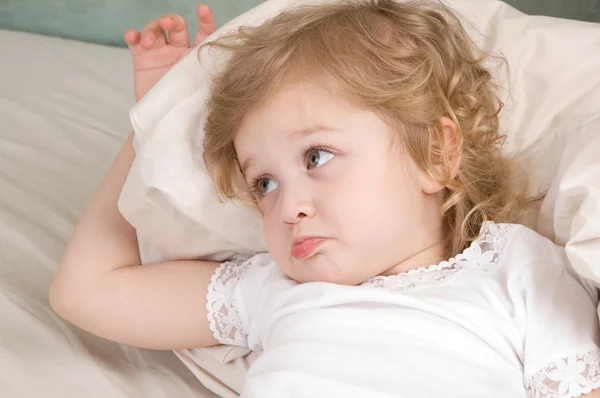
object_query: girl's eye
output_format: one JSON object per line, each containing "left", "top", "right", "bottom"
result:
{"left": 255, "top": 177, "right": 278, "bottom": 196}
{"left": 306, "top": 149, "right": 334, "bottom": 169}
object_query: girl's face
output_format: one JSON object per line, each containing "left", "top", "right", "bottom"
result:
{"left": 234, "top": 81, "right": 445, "bottom": 285}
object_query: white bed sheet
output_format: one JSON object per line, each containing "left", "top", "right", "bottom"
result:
{"left": 0, "top": 29, "right": 216, "bottom": 397}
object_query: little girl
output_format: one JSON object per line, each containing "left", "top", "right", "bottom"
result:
{"left": 50, "top": 1, "right": 600, "bottom": 397}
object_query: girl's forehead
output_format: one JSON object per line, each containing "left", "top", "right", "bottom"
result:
{"left": 234, "top": 81, "right": 366, "bottom": 143}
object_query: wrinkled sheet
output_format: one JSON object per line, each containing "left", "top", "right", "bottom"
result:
{"left": 0, "top": 29, "right": 215, "bottom": 398}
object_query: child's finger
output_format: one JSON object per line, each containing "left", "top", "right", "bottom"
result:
{"left": 141, "top": 20, "right": 167, "bottom": 49}
{"left": 124, "top": 29, "right": 141, "bottom": 46}
{"left": 194, "top": 4, "right": 217, "bottom": 46}
{"left": 124, "top": 29, "right": 143, "bottom": 56}
{"left": 159, "top": 14, "right": 190, "bottom": 48}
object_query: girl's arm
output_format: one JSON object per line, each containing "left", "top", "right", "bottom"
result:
{"left": 49, "top": 132, "right": 218, "bottom": 350}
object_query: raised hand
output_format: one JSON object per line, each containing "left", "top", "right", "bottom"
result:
{"left": 124, "top": 4, "right": 217, "bottom": 101}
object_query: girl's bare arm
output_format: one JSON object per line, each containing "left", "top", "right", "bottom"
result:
{"left": 49, "top": 132, "right": 218, "bottom": 349}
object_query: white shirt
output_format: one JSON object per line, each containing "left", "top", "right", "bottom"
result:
{"left": 206, "top": 222, "right": 600, "bottom": 398}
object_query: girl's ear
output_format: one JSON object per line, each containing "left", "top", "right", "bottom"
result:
{"left": 420, "top": 117, "right": 462, "bottom": 195}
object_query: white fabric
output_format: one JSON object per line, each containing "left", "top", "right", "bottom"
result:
{"left": 536, "top": 113, "right": 600, "bottom": 283}
{"left": 119, "top": 0, "right": 600, "bottom": 285}
{"left": 0, "top": 29, "right": 215, "bottom": 397}
{"left": 203, "top": 222, "right": 600, "bottom": 398}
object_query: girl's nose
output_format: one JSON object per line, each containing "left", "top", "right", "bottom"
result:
{"left": 279, "top": 185, "right": 315, "bottom": 224}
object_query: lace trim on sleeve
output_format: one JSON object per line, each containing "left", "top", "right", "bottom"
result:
{"left": 525, "top": 348, "right": 600, "bottom": 398}
{"left": 206, "top": 255, "right": 254, "bottom": 346}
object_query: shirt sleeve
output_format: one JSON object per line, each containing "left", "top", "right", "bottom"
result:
{"left": 507, "top": 228, "right": 600, "bottom": 398}
{"left": 206, "top": 253, "right": 275, "bottom": 348}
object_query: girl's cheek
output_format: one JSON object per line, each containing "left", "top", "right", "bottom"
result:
{"left": 259, "top": 191, "right": 279, "bottom": 218}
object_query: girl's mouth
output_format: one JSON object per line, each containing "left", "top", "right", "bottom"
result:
{"left": 291, "top": 237, "right": 327, "bottom": 260}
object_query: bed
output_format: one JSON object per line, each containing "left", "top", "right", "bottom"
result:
{"left": 0, "top": 29, "right": 216, "bottom": 397}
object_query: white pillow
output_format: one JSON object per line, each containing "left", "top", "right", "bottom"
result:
{"left": 536, "top": 112, "right": 600, "bottom": 283}
{"left": 118, "top": 0, "right": 600, "bottom": 283}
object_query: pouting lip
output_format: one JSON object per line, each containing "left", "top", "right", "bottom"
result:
{"left": 291, "top": 237, "right": 328, "bottom": 260}
{"left": 293, "top": 236, "right": 326, "bottom": 245}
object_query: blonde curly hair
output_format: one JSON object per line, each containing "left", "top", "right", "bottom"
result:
{"left": 202, "top": 0, "right": 529, "bottom": 258}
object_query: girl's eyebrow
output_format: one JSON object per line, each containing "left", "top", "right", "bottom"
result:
{"left": 241, "top": 126, "right": 338, "bottom": 174}
{"left": 241, "top": 157, "right": 254, "bottom": 175}
{"left": 292, "top": 126, "right": 338, "bottom": 138}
